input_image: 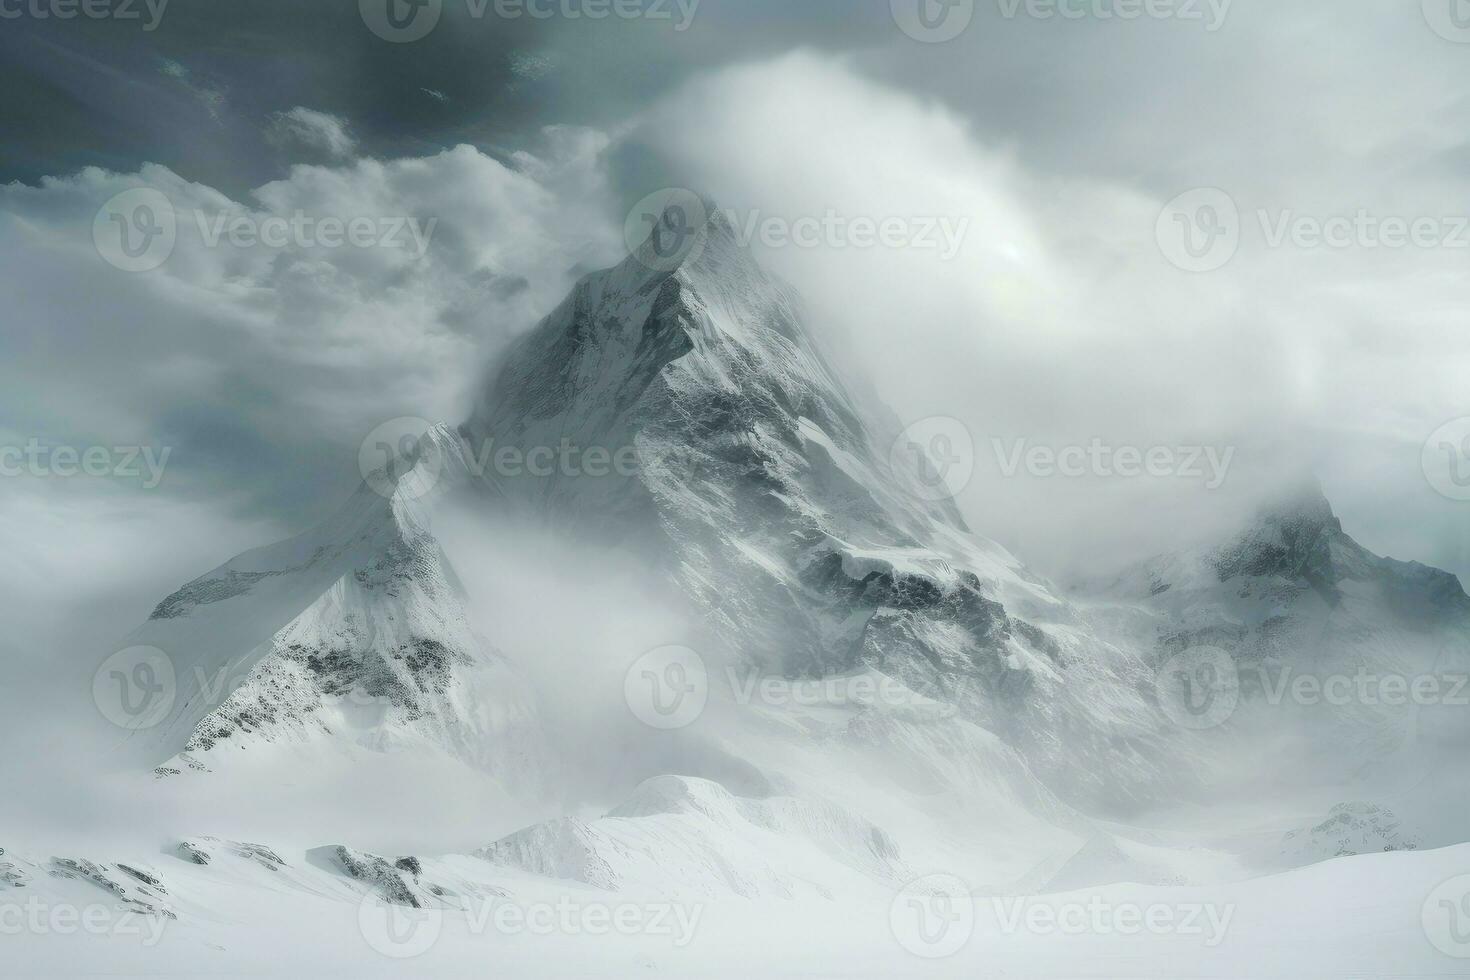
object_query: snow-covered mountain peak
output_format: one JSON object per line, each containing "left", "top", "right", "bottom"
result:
{"left": 116, "top": 217, "right": 1469, "bottom": 829}
{"left": 1205, "top": 478, "right": 1467, "bottom": 614}
{"left": 1250, "top": 475, "right": 1341, "bottom": 533}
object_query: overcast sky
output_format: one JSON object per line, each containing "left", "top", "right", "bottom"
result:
{"left": 4, "top": 0, "right": 1470, "bottom": 676}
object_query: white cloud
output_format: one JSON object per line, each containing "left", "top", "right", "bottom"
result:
{"left": 266, "top": 107, "right": 358, "bottom": 159}
{"left": 0, "top": 131, "right": 625, "bottom": 655}
{"left": 626, "top": 50, "right": 1470, "bottom": 579}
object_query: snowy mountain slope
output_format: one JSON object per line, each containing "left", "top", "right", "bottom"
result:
{"left": 1072, "top": 480, "right": 1470, "bottom": 846}
{"left": 42, "top": 200, "right": 1470, "bottom": 980}
{"left": 476, "top": 774, "right": 908, "bottom": 900}
{"left": 1099, "top": 480, "right": 1470, "bottom": 655}
{"left": 112, "top": 203, "right": 1177, "bottom": 815}
{"left": 5, "top": 830, "right": 1468, "bottom": 979}
{"left": 119, "top": 427, "right": 552, "bottom": 791}
{"left": 464, "top": 207, "right": 1026, "bottom": 658}
{"left": 108, "top": 203, "right": 1470, "bottom": 914}
{"left": 1087, "top": 481, "right": 1470, "bottom": 749}
{"left": 459, "top": 206, "right": 1188, "bottom": 807}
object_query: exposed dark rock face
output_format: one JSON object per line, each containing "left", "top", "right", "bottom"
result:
{"left": 0, "top": 849, "right": 27, "bottom": 888}
{"left": 178, "top": 838, "right": 287, "bottom": 871}
{"left": 1209, "top": 481, "right": 1467, "bottom": 621}
{"left": 1280, "top": 802, "right": 1421, "bottom": 860}
{"left": 321, "top": 846, "right": 422, "bottom": 907}
{"left": 50, "top": 858, "right": 174, "bottom": 918}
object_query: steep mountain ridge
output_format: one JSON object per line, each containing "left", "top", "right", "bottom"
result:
{"left": 457, "top": 207, "right": 1187, "bottom": 805}
{"left": 1101, "top": 480, "right": 1469, "bottom": 662}
{"left": 115, "top": 205, "right": 1469, "bottom": 859}
{"left": 123, "top": 428, "right": 551, "bottom": 789}
{"left": 1086, "top": 480, "right": 1470, "bottom": 794}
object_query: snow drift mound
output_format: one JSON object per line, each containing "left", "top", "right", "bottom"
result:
{"left": 477, "top": 775, "right": 908, "bottom": 899}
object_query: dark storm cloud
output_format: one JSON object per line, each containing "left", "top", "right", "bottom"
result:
{"left": 2, "top": 0, "right": 528, "bottom": 192}
{"left": 0, "top": 0, "right": 886, "bottom": 194}
{"left": 9, "top": 0, "right": 1470, "bottom": 204}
